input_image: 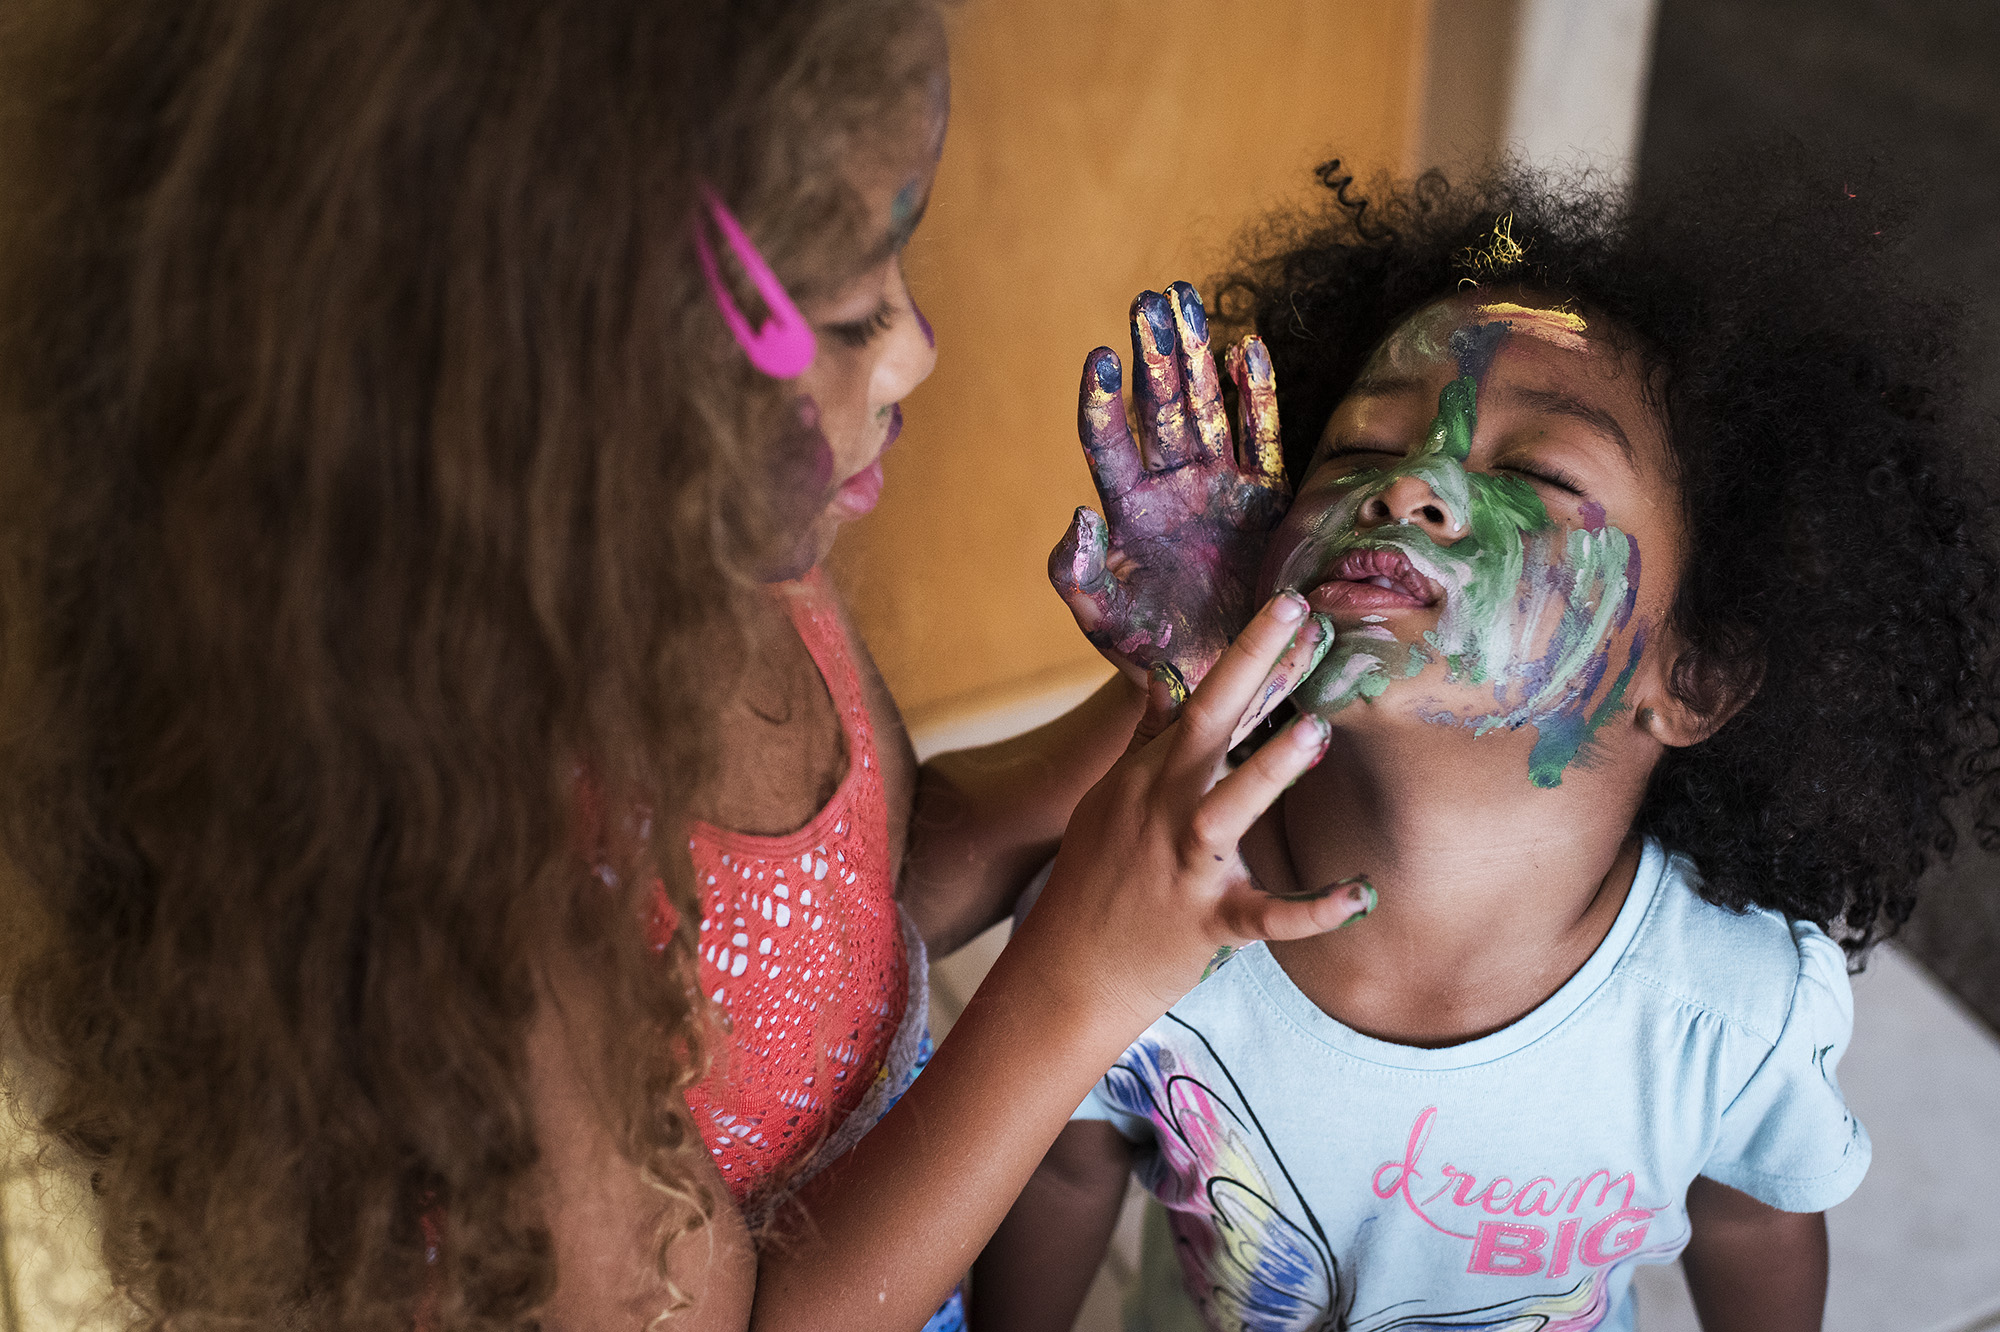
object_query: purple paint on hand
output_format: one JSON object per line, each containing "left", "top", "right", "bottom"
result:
{"left": 1139, "top": 291, "right": 1177, "bottom": 355}
{"left": 1050, "top": 285, "right": 1292, "bottom": 689}
{"left": 1094, "top": 353, "right": 1120, "bottom": 393}
{"left": 1170, "top": 280, "right": 1208, "bottom": 344}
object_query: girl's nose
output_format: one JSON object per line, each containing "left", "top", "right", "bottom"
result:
{"left": 1357, "top": 475, "right": 1466, "bottom": 544}
{"left": 870, "top": 273, "right": 938, "bottom": 409}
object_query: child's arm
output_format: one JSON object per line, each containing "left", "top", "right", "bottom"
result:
{"left": 1680, "top": 1175, "right": 1829, "bottom": 1332}
{"left": 895, "top": 672, "right": 1142, "bottom": 956}
{"left": 970, "top": 1120, "right": 1132, "bottom": 1332}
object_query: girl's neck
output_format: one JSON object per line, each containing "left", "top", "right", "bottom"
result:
{"left": 1245, "top": 717, "right": 1653, "bottom": 1048}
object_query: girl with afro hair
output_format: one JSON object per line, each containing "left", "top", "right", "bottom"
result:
{"left": 979, "top": 146, "right": 2000, "bottom": 1331}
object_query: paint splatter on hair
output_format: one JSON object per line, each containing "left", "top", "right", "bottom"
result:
{"left": 1456, "top": 212, "right": 1528, "bottom": 277}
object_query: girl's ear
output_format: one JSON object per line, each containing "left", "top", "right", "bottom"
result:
{"left": 1636, "top": 638, "right": 1762, "bottom": 748}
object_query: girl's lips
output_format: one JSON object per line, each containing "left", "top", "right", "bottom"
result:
{"left": 831, "top": 458, "right": 883, "bottom": 518}
{"left": 1304, "top": 547, "right": 1439, "bottom": 615}
{"left": 828, "top": 406, "right": 901, "bottom": 521}
{"left": 1308, "top": 581, "right": 1430, "bottom": 615}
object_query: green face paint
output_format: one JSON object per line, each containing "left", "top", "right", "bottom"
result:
{"left": 1267, "top": 305, "right": 1645, "bottom": 787}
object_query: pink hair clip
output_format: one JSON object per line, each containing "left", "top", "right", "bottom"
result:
{"left": 694, "top": 185, "right": 817, "bottom": 379}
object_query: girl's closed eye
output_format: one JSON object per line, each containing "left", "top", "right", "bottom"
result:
{"left": 1496, "top": 456, "right": 1587, "bottom": 496}
{"left": 823, "top": 297, "right": 897, "bottom": 349}
{"left": 1319, "top": 442, "right": 1404, "bottom": 469}
{"left": 1320, "top": 440, "right": 1587, "bottom": 500}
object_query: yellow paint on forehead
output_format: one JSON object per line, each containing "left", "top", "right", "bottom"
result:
{"left": 1476, "top": 302, "right": 1586, "bottom": 330}
{"left": 1474, "top": 302, "right": 1590, "bottom": 352}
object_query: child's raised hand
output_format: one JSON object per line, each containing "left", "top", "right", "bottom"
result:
{"left": 1050, "top": 282, "right": 1292, "bottom": 702}
{"left": 1014, "top": 589, "right": 1368, "bottom": 1024}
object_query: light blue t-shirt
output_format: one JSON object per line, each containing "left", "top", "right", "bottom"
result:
{"left": 1074, "top": 839, "right": 1869, "bottom": 1332}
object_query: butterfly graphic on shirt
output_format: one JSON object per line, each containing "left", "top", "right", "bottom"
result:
{"left": 1101, "top": 1015, "right": 1351, "bottom": 1332}
{"left": 1104, "top": 1013, "right": 1639, "bottom": 1332}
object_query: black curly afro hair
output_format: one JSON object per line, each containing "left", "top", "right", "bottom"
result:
{"left": 1211, "top": 145, "right": 2000, "bottom": 958}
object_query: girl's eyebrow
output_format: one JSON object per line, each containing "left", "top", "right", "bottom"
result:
{"left": 1493, "top": 384, "right": 1635, "bottom": 466}
{"left": 1345, "top": 371, "right": 1427, "bottom": 400}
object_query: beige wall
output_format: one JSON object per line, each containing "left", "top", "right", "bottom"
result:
{"left": 831, "top": 0, "right": 1434, "bottom": 730}
{"left": 1417, "top": 0, "right": 1661, "bottom": 184}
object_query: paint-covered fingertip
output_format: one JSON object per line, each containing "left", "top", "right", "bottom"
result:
{"left": 1305, "top": 612, "right": 1337, "bottom": 669}
{"left": 1057, "top": 505, "right": 1106, "bottom": 559}
{"left": 1244, "top": 335, "right": 1274, "bottom": 383}
{"left": 1168, "top": 280, "right": 1209, "bottom": 345}
{"left": 1335, "top": 876, "right": 1378, "bottom": 927}
{"left": 1085, "top": 347, "right": 1121, "bottom": 395}
{"left": 1148, "top": 660, "right": 1190, "bottom": 708}
{"left": 1133, "top": 290, "right": 1176, "bottom": 356}
{"left": 1049, "top": 507, "right": 1109, "bottom": 589}
{"left": 1271, "top": 589, "right": 1309, "bottom": 624}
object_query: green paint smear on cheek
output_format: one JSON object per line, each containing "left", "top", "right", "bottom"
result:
{"left": 1525, "top": 622, "right": 1645, "bottom": 788}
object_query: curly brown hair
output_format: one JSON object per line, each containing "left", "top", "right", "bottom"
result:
{"left": 1213, "top": 149, "right": 2000, "bottom": 959}
{"left": 0, "top": 0, "right": 941, "bottom": 1327}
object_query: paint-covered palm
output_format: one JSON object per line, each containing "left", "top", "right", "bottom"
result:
{"left": 1051, "top": 283, "right": 1292, "bottom": 693}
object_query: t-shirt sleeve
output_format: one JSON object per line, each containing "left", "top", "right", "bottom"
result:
{"left": 1700, "top": 922, "right": 1871, "bottom": 1212}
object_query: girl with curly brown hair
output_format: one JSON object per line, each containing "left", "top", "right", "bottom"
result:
{"left": 981, "top": 152, "right": 2000, "bottom": 1331}
{"left": 0, "top": 2, "right": 1370, "bottom": 1330}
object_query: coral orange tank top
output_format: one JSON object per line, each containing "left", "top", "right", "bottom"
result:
{"left": 416, "top": 572, "right": 929, "bottom": 1326}
{"left": 657, "top": 568, "right": 923, "bottom": 1216}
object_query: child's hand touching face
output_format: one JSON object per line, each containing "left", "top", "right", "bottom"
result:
{"left": 774, "top": 78, "right": 945, "bottom": 578}
{"left": 1261, "top": 292, "right": 1688, "bottom": 788}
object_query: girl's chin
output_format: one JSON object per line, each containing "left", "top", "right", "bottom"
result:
{"left": 761, "top": 484, "right": 889, "bottom": 582}
{"left": 759, "top": 521, "right": 837, "bottom": 584}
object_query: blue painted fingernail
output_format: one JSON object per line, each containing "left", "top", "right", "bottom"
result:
{"left": 1141, "top": 293, "right": 1175, "bottom": 355}
{"left": 1171, "top": 282, "right": 1208, "bottom": 343}
{"left": 1093, "top": 352, "right": 1120, "bottom": 393}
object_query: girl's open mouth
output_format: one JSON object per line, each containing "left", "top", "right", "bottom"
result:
{"left": 1304, "top": 547, "right": 1439, "bottom": 615}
